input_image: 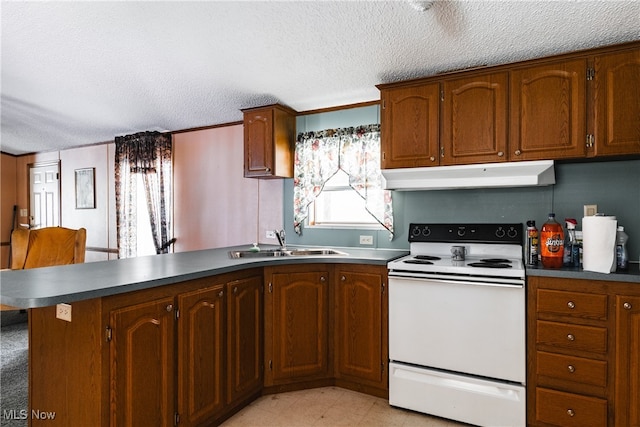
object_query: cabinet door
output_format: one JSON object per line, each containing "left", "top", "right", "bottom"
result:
{"left": 110, "top": 297, "right": 176, "bottom": 427}
{"left": 177, "top": 284, "right": 226, "bottom": 426}
{"left": 227, "top": 275, "right": 263, "bottom": 404}
{"left": 267, "top": 269, "right": 330, "bottom": 383}
{"left": 593, "top": 49, "right": 640, "bottom": 156}
{"left": 335, "top": 268, "right": 385, "bottom": 385}
{"left": 243, "top": 105, "right": 295, "bottom": 178}
{"left": 510, "top": 59, "right": 587, "bottom": 160}
{"left": 615, "top": 295, "right": 640, "bottom": 427}
{"left": 380, "top": 83, "right": 440, "bottom": 168}
{"left": 441, "top": 72, "right": 508, "bottom": 165}
{"left": 244, "top": 108, "right": 274, "bottom": 177}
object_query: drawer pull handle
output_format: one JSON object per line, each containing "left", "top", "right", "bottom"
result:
{"left": 567, "top": 409, "right": 575, "bottom": 417}
{"left": 567, "top": 334, "right": 575, "bottom": 341}
{"left": 567, "top": 365, "right": 575, "bottom": 373}
{"left": 624, "top": 302, "right": 632, "bottom": 310}
{"left": 567, "top": 301, "right": 575, "bottom": 309}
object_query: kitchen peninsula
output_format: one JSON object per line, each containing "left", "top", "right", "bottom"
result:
{"left": 1, "top": 245, "right": 406, "bottom": 426}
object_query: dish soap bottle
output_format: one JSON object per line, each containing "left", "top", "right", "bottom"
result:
{"left": 541, "top": 213, "right": 564, "bottom": 268}
{"left": 616, "top": 226, "right": 629, "bottom": 271}
{"left": 525, "top": 220, "right": 539, "bottom": 266}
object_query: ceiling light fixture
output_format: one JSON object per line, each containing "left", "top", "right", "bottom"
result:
{"left": 407, "top": 0, "right": 435, "bottom": 12}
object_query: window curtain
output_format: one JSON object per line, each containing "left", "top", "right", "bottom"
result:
{"left": 293, "top": 124, "right": 393, "bottom": 238}
{"left": 115, "top": 131, "right": 173, "bottom": 258}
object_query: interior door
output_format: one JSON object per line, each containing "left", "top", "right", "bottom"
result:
{"left": 29, "top": 162, "right": 60, "bottom": 228}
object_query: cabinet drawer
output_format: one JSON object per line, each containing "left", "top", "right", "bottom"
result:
{"left": 536, "top": 388, "right": 607, "bottom": 427}
{"left": 537, "top": 321, "right": 607, "bottom": 354}
{"left": 537, "top": 289, "right": 607, "bottom": 320}
{"left": 537, "top": 351, "right": 607, "bottom": 387}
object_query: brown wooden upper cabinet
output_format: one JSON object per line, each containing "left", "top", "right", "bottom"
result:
{"left": 378, "top": 42, "right": 639, "bottom": 170}
{"left": 510, "top": 58, "right": 588, "bottom": 160}
{"left": 380, "top": 83, "right": 440, "bottom": 168}
{"left": 593, "top": 49, "right": 640, "bottom": 156}
{"left": 242, "top": 104, "right": 296, "bottom": 178}
{"left": 441, "top": 72, "right": 509, "bottom": 165}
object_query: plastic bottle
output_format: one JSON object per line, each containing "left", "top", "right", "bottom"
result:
{"left": 575, "top": 231, "right": 583, "bottom": 267}
{"left": 563, "top": 219, "right": 578, "bottom": 267}
{"left": 541, "top": 213, "right": 564, "bottom": 268}
{"left": 616, "top": 226, "right": 629, "bottom": 271}
{"left": 525, "top": 220, "right": 539, "bottom": 266}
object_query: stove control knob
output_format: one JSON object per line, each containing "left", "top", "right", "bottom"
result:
{"left": 457, "top": 227, "right": 466, "bottom": 237}
{"left": 495, "top": 227, "right": 505, "bottom": 238}
{"left": 411, "top": 226, "right": 421, "bottom": 238}
{"left": 507, "top": 227, "right": 518, "bottom": 238}
{"left": 421, "top": 226, "right": 431, "bottom": 237}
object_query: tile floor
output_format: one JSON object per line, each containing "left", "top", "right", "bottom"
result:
{"left": 220, "top": 387, "right": 468, "bottom": 426}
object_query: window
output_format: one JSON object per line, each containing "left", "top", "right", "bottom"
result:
{"left": 134, "top": 174, "right": 157, "bottom": 256}
{"left": 293, "top": 124, "right": 393, "bottom": 236}
{"left": 308, "top": 170, "right": 381, "bottom": 228}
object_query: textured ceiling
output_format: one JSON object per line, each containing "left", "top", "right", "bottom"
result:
{"left": 1, "top": 1, "right": 639, "bottom": 156}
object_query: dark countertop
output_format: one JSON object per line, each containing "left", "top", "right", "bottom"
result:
{"left": 526, "top": 263, "right": 640, "bottom": 283}
{"left": 0, "top": 244, "right": 408, "bottom": 309}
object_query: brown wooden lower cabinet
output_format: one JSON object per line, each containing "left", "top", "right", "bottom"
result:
{"left": 110, "top": 295, "right": 177, "bottom": 427}
{"left": 264, "top": 265, "right": 332, "bottom": 385}
{"left": 226, "top": 275, "right": 263, "bottom": 406}
{"left": 335, "top": 265, "right": 387, "bottom": 394}
{"left": 177, "top": 284, "right": 226, "bottom": 426}
{"left": 528, "top": 276, "right": 640, "bottom": 427}
{"left": 28, "top": 263, "right": 388, "bottom": 426}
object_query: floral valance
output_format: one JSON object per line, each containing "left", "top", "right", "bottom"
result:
{"left": 293, "top": 124, "right": 393, "bottom": 238}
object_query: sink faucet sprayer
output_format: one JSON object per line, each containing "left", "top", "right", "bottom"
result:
{"left": 275, "top": 229, "right": 286, "bottom": 249}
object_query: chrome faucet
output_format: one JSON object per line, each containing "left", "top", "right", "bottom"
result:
{"left": 275, "top": 229, "right": 286, "bottom": 249}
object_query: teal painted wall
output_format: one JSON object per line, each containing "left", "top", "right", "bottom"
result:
{"left": 285, "top": 106, "right": 640, "bottom": 264}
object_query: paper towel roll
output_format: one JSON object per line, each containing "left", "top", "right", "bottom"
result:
{"left": 582, "top": 216, "right": 617, "bottom": 273}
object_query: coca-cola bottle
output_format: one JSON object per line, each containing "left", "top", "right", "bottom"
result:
{"left": 541, "top": 213, "right": 564, "bottom": 268}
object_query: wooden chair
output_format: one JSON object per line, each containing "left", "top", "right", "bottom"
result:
{"left": 10, "top": 226, "right": 87, "bottom": 270}
{"left": 1, "top": 227, "right": 86, "bottom": 311}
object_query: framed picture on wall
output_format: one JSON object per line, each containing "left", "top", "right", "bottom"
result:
{"left": 75, "top": 167, "right": 95, "bottom": 209}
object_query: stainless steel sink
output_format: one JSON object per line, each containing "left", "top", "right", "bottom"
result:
{"left": 229, "top": 248, "right": 348, "bottom": 259}
{"left": 286, "top": 249, "right": 348, "bottom": 256}
{"left": 228, "top": 249, "right": 288, "bottom": 258}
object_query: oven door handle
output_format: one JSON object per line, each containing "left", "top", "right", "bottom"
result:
{"left": 388, "top": 273, "right": 524, "bottom": 288}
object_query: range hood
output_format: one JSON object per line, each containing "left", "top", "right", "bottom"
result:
{"left": 382, "top": 160, "right": 555, "bottom": 191}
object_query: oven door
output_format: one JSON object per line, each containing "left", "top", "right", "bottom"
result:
{"left": 388, "top": 274, "right": 525, "bottom": 384}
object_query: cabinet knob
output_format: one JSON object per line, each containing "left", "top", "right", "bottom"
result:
{"left": 320, "top": 276, "right": 326, "bottom": 282}
{"left": 233, "top": 287, "right": 238, "bottom": 294}
{"left": 567, "top": 334, "right": 575, "bottom": 341}
{"left": 430, "top": 156, "right": 436, "bottom": 162}
{"left": 218, "top": 290, "right": 224, "bottom": 298}
{"left": 567, "top": 301, "right": 575, "bottom": 309}
{"left": 567, "top": 365, "right": 575, "bottom": 373}
{"left": 497, "top": 151, "right": 504, "bottom": 157}
{"left": 624, "top": 302, "right": 632, "bottom": 310}
{"left": 166, "top": 304, "right": 173, "bottom": 312}
{"left": 514, "top": 149, "right": 522, "bottom": 156}
{"left": 341, "top": 276, "right": 346, "bottom": 281}
{"left": 567, "top": 409, "right": 575, "bottom": 417}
